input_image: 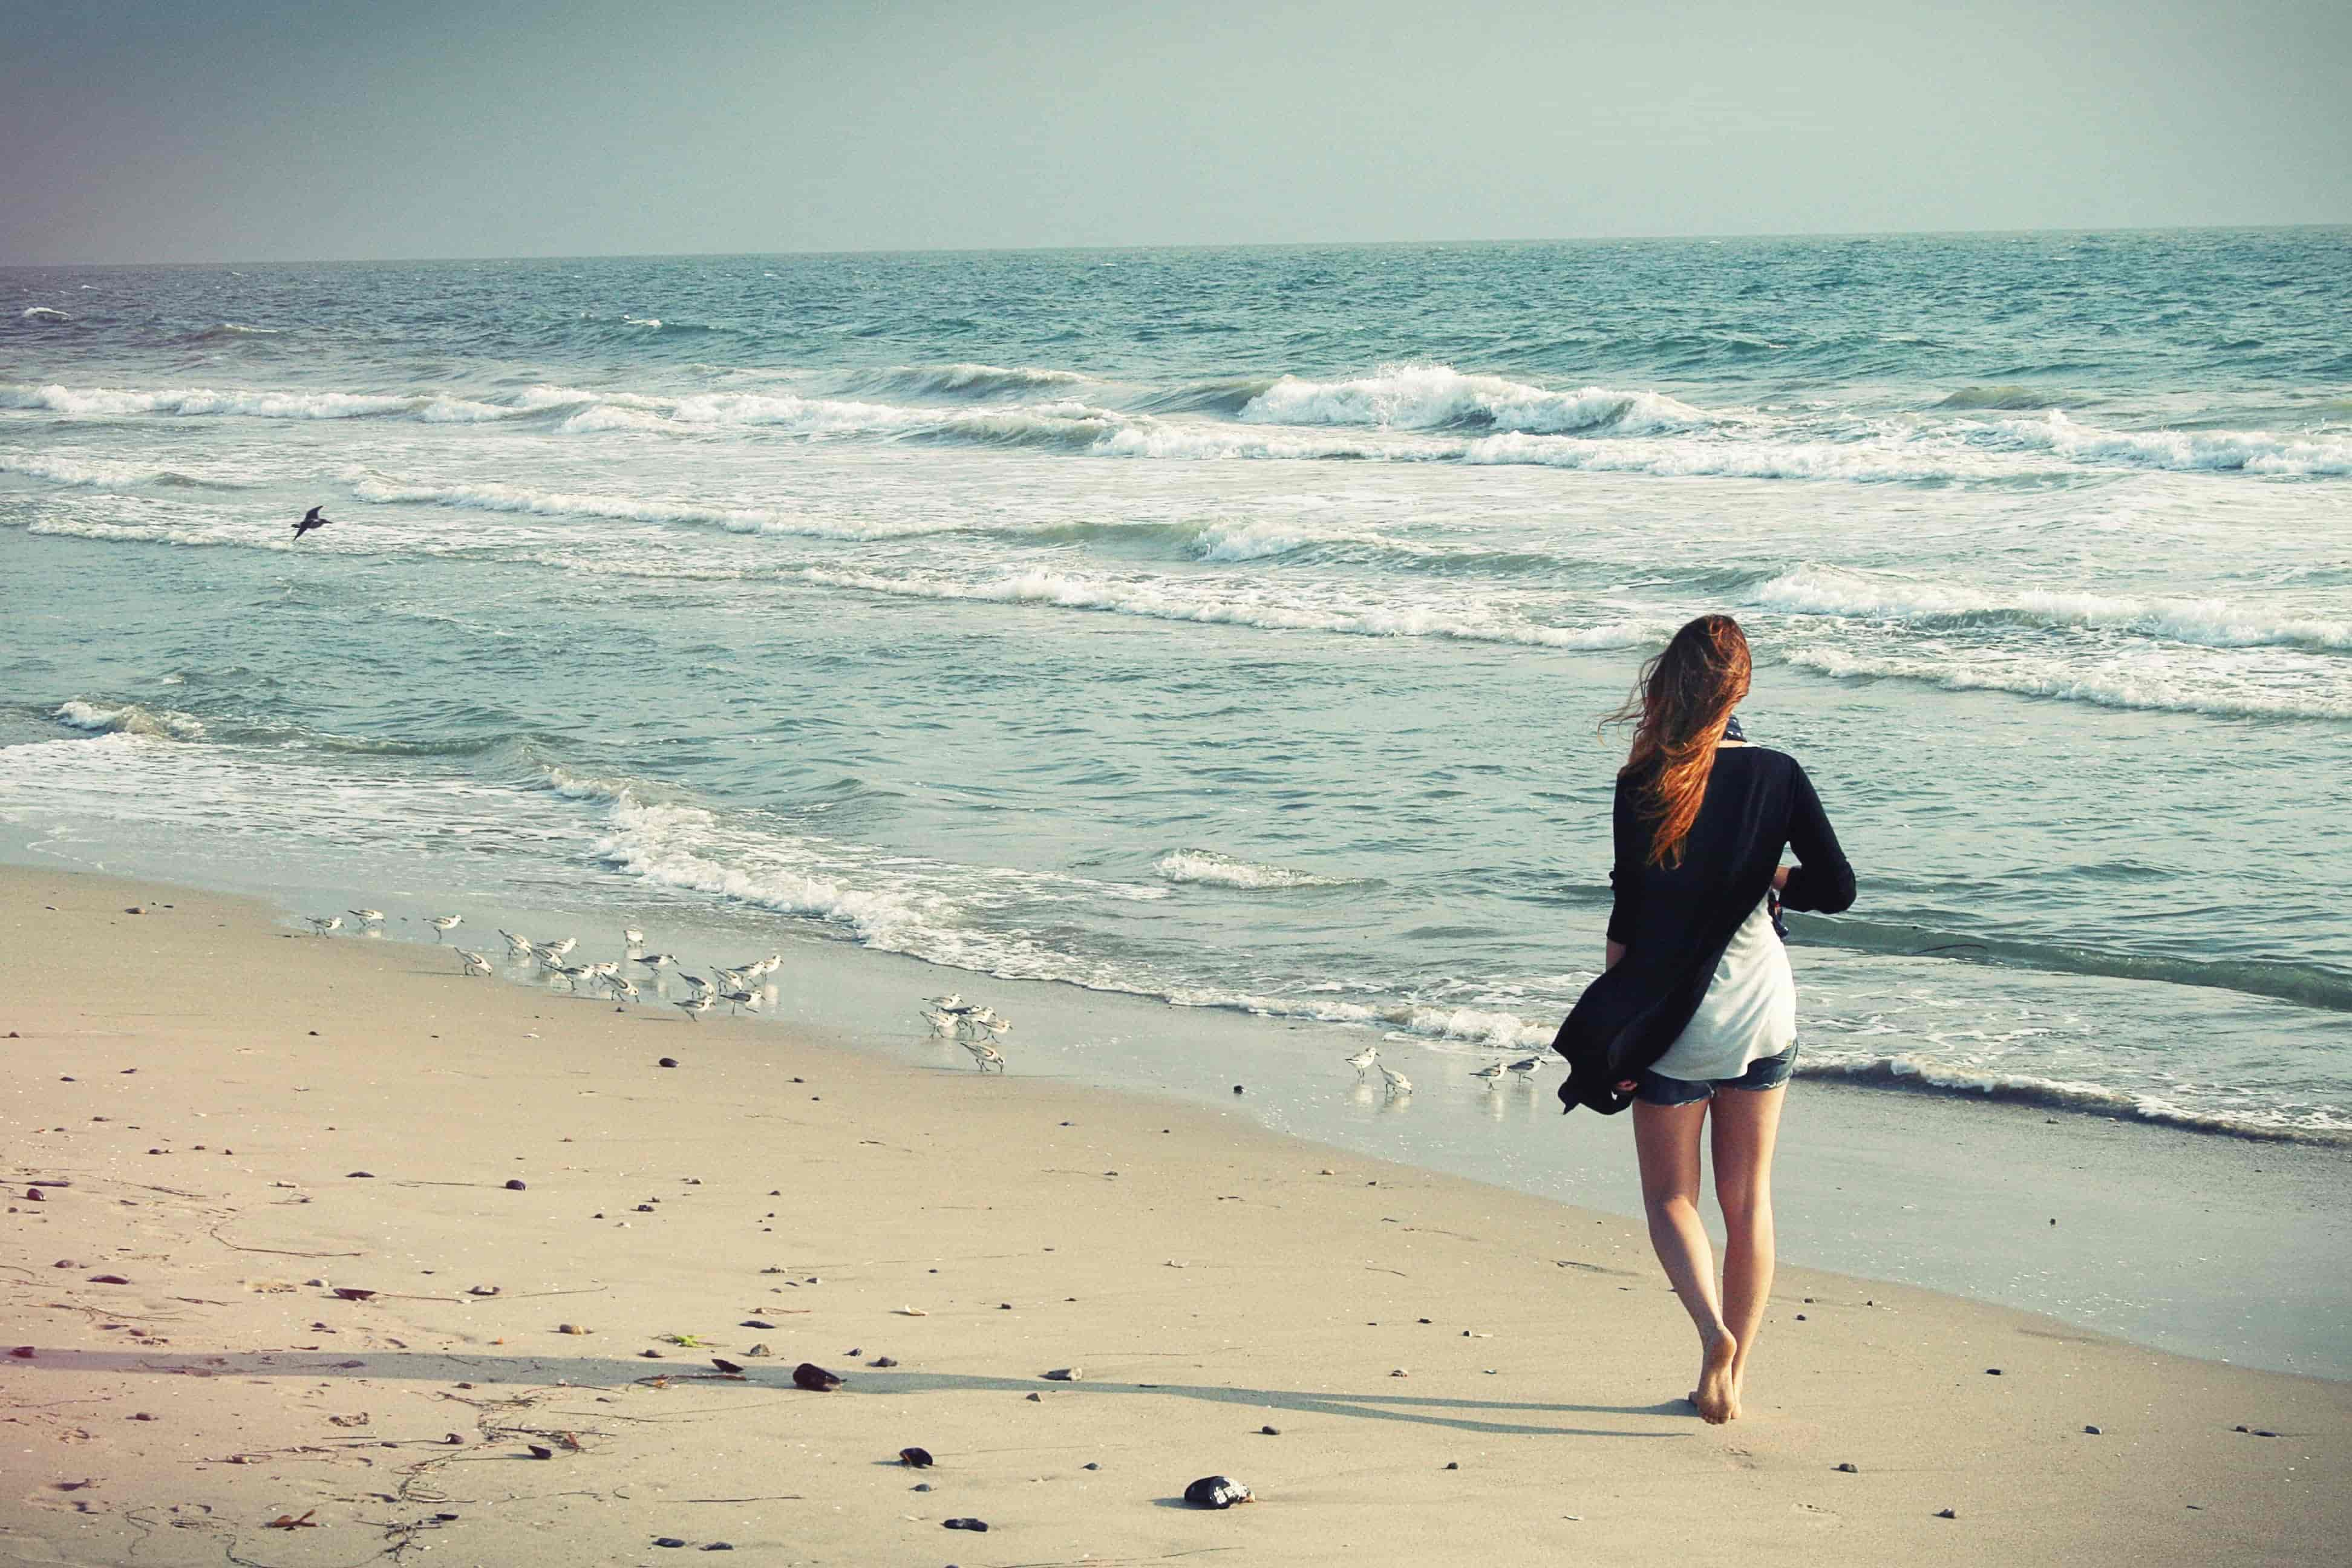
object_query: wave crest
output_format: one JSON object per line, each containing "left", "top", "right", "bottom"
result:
{"left": 54, "top": 699, "right": 205, "bottom": 740}
{"left": 1154, "top": 849, "right": 1354, "bottom": 890}
{"left": 1241, "top": 365, "right": 1706, "bottom": 435}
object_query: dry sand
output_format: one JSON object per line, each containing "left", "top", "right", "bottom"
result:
{"left": 3, "top": 866, "right": 2345, "bottom": 1566}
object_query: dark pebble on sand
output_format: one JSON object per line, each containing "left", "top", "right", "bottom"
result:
{"left": 912, "top": 1481, "right": 932, "bottom": 1492}
{"left": 901, "top": 1446, "right": 935, "bottom": 1468}
{"left": 88, "top": 1274, "right": 130, "bottom": 1285}
{"left": 347, "top": 1171, "right": 374, "bottom": 1179}
{"left": 1935, "top": 1508, "right": 1958, "bottom": 1520}
{"left": 2084, "top": 1425, "right": 2103, "bottom": 1435}
{"left": 1233, "top": 1085, "right": 1244, "bottom": 1094}
{"left": 741, "top": 1319, "right": 776, "bottom": 1328}
{"left": 793, "top": 1362, "right": 843, "bottom": 1391}
{"left": 871, "top": 1355, "right": 899, "bottom": 1367}
{"left": 1082, "top": 1462, "right": 1100, "bottom": 1471}
{"left": 1444, "top": 1461, "right": 1459, "bottom": 1471}
{"left": 1987, "top": 1367, "right": 2002, "bottom": 1376}
{"left": 658, "top": 1057, "right": 679, "bottom": 1068}
{"left": 528, "top": 1445, "right": 555, "bottom": 1459}
{"left": 654, "top": 1538, "right": 687, "bottom": 1549}
{"left": 942, "top": 1518, "right": 990, "bottom": 1532}
{"left": 505, "top": 1179, "right": 527, "bottom": 1191}
{"left": 1835, "top": 1462, "right": 1859, "bottom": 1473}
{"left": 23, "top": 1188, "right": 43, "bottom": 1201}
{"left": 1260, "top": 1425, "right": 1279, "bottom": 1436}
{"left": 1795, "top": 1313, "right": 1806, "bottom": 1321}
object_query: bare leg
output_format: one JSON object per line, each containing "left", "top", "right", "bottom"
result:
{"left": 1632, "top": 1098, "right": 1738, "bottom": 1423}
{"left": 1709, "top": 1081, "right": 1788, "bottom": 1422}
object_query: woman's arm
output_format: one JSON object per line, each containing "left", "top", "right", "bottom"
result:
{"left": 1779, "top": 760, "right": 1856, "bottom": 914}
{"left": 1605, "top": 774, "right": 1641, "bottom": 954}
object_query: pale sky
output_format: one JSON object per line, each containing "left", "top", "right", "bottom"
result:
{"left": 2, "top": 0, "right": 2347, "bottom": 263}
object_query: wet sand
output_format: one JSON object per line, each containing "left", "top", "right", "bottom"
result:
{"left": 3, "top": 866, "right": 2346, "bottom": 1566}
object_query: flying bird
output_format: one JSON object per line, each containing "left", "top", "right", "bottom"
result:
{"left": 292, "top": 506, "right": 332, "bottom": 540}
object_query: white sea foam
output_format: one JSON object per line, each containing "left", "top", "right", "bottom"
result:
{"left": 1, "top": 453, "right": 211, "bottom": 489}
{"left": 797, "top": 564, "right": 1663, "bottom": 651}
{"left": 1154, "top": 849, "right": 1352, "bottom": 890}
{"left": 345, "top": 476, "right": 948, "bottom": 541}
{"left": 1786, "top": 647, "right": 2352, "bottom": 722}
{"left": 19, "top": 306, "right": 72, "bottom": 322}
{"left": 54, "top": 699, "right": 205, "bottom": 740}
{"left": 1990, "top": 411, "right": 2352, "bottom": 476}
{"left": 1754, "top": 566, "right": 2352, "bottom": 651}
{"left": 0, "top": 382, "right": 513, "bottom": 423}
{"left": 1463, "top": 431, "right": 1971, "bottom": 483}
{"left": 1241, "top": 366, "right": 1707, "bottom": 434}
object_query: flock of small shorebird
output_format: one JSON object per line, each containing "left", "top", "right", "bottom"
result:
{"left": 304, "top": 909, "right": 1014, "bottom": 1070}
{"left": 307, "top": 910, "right": 1544, "bottom": 1089}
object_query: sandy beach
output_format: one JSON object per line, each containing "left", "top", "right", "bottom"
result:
{"left": 4, "top": 865, "right": 2347, "bottom": 1567}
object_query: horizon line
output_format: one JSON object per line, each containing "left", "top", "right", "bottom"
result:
{"left": 4, "top": 219, "right": 2346, "bottom": 272}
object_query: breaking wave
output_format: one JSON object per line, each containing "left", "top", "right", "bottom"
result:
{"left": 1990, "top": 411, "right": 2352, "bottom": 475}
{"left": 1796, "top": 1053, "right": 2351, "bottom": 1143}
{"left": 53, "top": 699, "right": 206, "bottom": 740}
{"left": 797, "top": 564, "right": 1665, "bottom": 650}
{"left": 855, "top": 362, "right": 1096, "bottom": 399}
{"left": 1785, "top": 645, "right": 2352, "bottom": 723}
{"left": 0, "top": 452, "right": 250, "bottom": 490}
{"left": 1154, "top": 849, "right": 1357, "bottom": 890}
{"left": 1753, "top": 566, "right": 2352, "bottom": 652}
{"left": 1241, "top": 366, "right": 1707, "bottom": 434}
{"left": 1, "top": 382, "right": 514, "bottom": 423}
{"left": 1935, "top": 385, "right": 2061, "bottom": 410}
{"left": 19, "top": 306, "right": 72, "bottom": 322}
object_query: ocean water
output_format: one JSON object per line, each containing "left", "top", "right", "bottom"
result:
{"left": 5, "top": 231, "right": 2350, "bottom": 1146}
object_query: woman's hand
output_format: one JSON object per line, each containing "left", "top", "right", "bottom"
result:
{"left": 1772, "top": 864, "right": 1791, "bottom": 892}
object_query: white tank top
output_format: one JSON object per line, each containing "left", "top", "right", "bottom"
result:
{"left": 1647, "top": 892, "right": 1797, "bottom": 1082}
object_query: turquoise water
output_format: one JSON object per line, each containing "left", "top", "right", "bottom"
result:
{"left": 5, "top": 231, "right": 2349, "bottom": 1141}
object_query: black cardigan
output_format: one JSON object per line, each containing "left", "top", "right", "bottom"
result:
{"left": 1553, "top": 745, "right": 1855, "bottom": 1115}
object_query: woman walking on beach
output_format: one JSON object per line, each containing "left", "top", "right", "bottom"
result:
{"left": 1554, "top": 615, "right": 1855, "bottom": 1423}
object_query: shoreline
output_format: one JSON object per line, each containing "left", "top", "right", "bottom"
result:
{"left": 4, "top": 865, "right": 2350, "bottom": 1565}
{"left": 5, "top": 851, "right": 2350, "bottom": 1381}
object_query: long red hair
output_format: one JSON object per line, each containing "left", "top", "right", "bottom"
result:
{"left": 1606, "top": 615, "right": 1753, "bottom": 868}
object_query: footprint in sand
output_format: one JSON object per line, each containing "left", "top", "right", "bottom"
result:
{"left": 1794, "top": 1502, "right": 1841, "bottom": 1528}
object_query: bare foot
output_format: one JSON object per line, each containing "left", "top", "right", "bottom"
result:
{"left": 1693, "top": 1330, "right": 1739, "bottom": 1423}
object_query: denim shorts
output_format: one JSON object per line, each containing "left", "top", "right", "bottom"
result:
{"left": 1635, "top": 1044, "right": 1798, "bottom": 1107}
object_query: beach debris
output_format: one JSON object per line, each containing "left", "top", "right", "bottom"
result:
{"left": 23, "top": 1187, "right": 45, "bottom": 1201}
{"left": 333, "top": 1287, "right": 377, "bottom": 1302}
{"left": 505, "top": 1178, "right": 528, "bottom": 1191}
{"left": 942, "top": 1517, "right": 990, "bottom": 1532}
{"left": 1935, "top": 1508, "right": 1959, "bottom": 1520}
{"left": 1835, "top": 1462, "right": 1859, "bottom": 1473}
{"left": 1389, "top": 1368, "right": 1409, "bottom": 1377}
{"left": 1986, "top": 1367, "right": 2003, "bottom": 1376}
{"left": 655, "top": 1538, "right": 687, "bottom": 1549}
{"left": 9, "top": 1347, "right": 33, "bottom": 1359}
{"left": 900, "top": 1446, "right": 935, "bottom": 1468}
{"left": 1042, "top": 1367, "right": 1082, "bottom": 1382}
{"left": 528, "top": 1444, "right": 555, "bottom": 1459}
{"left": 658, "top": 1333, "right": 708, "bottom": 1347}
{"left": 740, "top": 1319, "right": 776, "bottom": 1328}
{"left": 327, "top": 1413, "right": 371, "bottom": 1428}
{"left": 1027, "top": 1393, "right": 1042, "bottom": 1402}
{"left": 744, "top": 1344, "right": 773, "bottom": 1357}
{"left": 1233, "top": 1083, "right": 1245, "bottom": 1094}
{"left": 869, "top": 1354, "right": 898, "bottom": 1367}
{"left": 265, "top": 1511, "right": 320, "bottom": 1530}
{"left": 701, "top": 1546, "right": 733, "bottom": 1552}
{"left": 1184, "top": 1475, "right": 1254, "bottom": 1509}
{"left": 468, "top": 1285, "right": 501, "bottom": 1297}
{"left": 88, "top": 1274, "right": 131, "bottom": 1285}
{"left": 658, "top": 1056, "right": 681, "bottom": 1068}
{"left": 894, "top": 1306, "right": 928, "bottom": 1316}
{"left": 711, "top": 1358, "right": 745, "bottom": 1374}
{"left": 793, "top": 1362, "right": 843, "bottom": 1391}
{"left": 557, "top": 1323, "right": 589, "bottom": 1336}
{"left": 2084, "top": 1425, "right": 2103, "bottom": 1435}
{"left": 1259, "top": 1425, "right": 1279, "bottom": 1436}
{"left": 347, "top": 1171, "right": 376, "bottom": 1178}
{"left": 912, "top": 1482, "right": 932, "bottom": 1492}
{"left": 1083, "top": 1462, "right": 1101, "bottom": 1471}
